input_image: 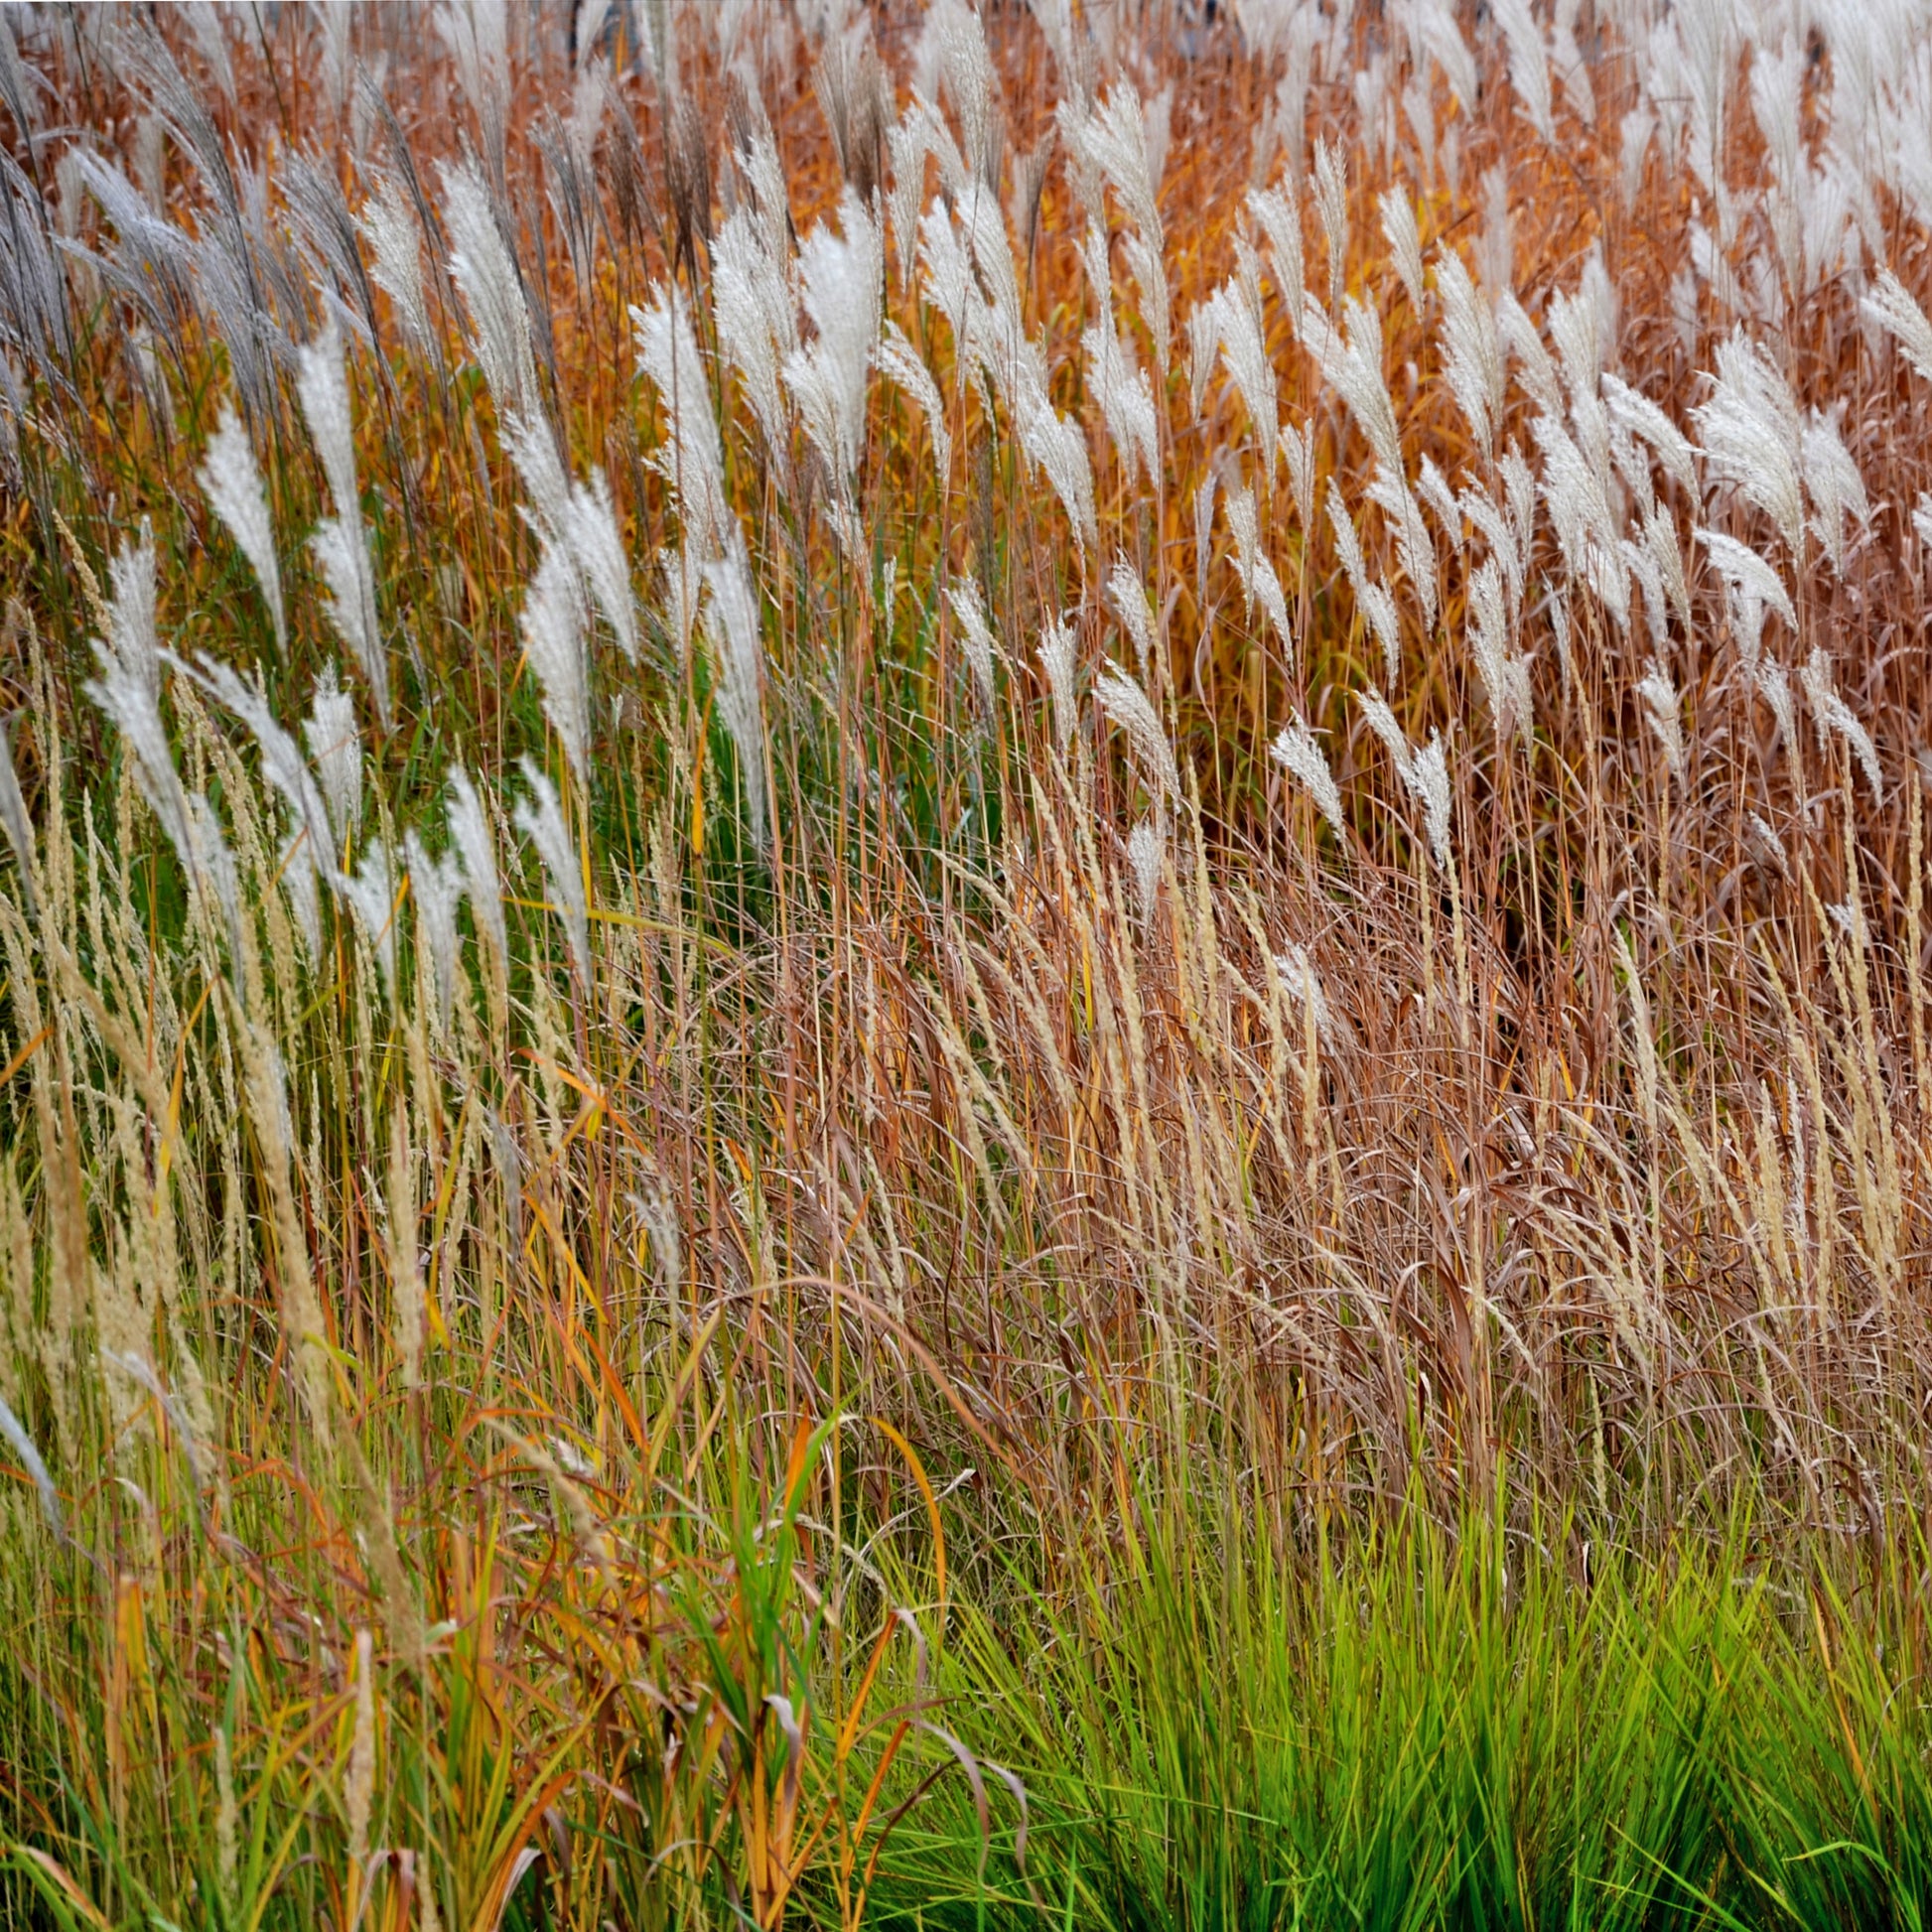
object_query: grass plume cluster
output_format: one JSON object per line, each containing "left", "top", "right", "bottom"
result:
{"left": 4, "top": 0, "right": 1932, "bottom": 1924}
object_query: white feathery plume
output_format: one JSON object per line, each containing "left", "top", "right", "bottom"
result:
{"left": 1270, "top": 715, "right": 1346, "bottom": 841}
{"left": 1492, "top": 0, "right": 1556, "bottom": 142}
{"left": 1119, "top": 227, "right": 1172, "bottom": 382}
{"left": 280, "top": 817, "right": 322, "bottom": 961}
{"left": 712, "top": 203, "right": 795, "bottom": 453}
{"left": 1801, "top": 409, "right": 1870, "bottom": 574}
{"left": 1037, "top": 617, "right": 1079, "bottom": 755}
{"left": 501, "top": 409, "right": 572, "bottom": 547}
{"left": 632, "top": 283, "right": 730, "bottom": 562}
{"left": 1801, "top": 648, "right": 1883, "bottom": 804}
{"left": 1416, "top": 455, "right": 1463, "bottom": 550}
{"left": 1326, "top": 484, "right": 1400, "bottom": 684}
{"left": 514, "top": 759, "right": 591, "bottom": 988}
{"left": 934, "top": 0, "right": 1001, "bottom": 190}
{"left": 918, "top": 201, "right": 993, "bottom": 391}
{"left": 1106, "top": 559, "right": 1159, "bottom": 684}
{"left": 1207, "top": 265, "right": 1279, "bottom": 472}
{"left": 440, "top": 156, "right": 537, "bottom": 420}
{"left": 1247, "top": 178, "right": 1306, "bottom": 331}
{"left": 659, "top": 546, "right": 704, "bottom": 666}
{"left": 1082, "top": 231, "right": 1160, "bottom": 487}
{"left": 946, "top": 577, "right": 1000, "bottom": 713}
{"left": 1317, "top": 296, "right": 1404, "bottom": 481}
{"left": 1274, "top": 943, "right": 1335, "bottom": 1047}
{"left": 784, "top": 188, "right": 884, "bottom": 495}
{"left": 520, "top": 542, "right": 590, "bottom": 785}
{"left": 1018, "top": 384, "right": 1099, "bottom": 556}
{"left": 303, "top": 664, "right": 363, "bottom": 852}
{"left": 1186, "top": 301, "right": 1221, "bottom": 419}
{"left": 1467, "top": 557, "right": 1532, "bottom": 743}
{"left": 1435, "top": 248, "right": 1503, "bottom": 455}
{"left": 406, "top": 830, "right": 466, "bottom": 1028}
{"left": 1095, "top": 665, "right": 1180, "bottom": 806}
{"left": 1356, "top": 686, "right": 1415, "bottom": 785}
{"left": 446, "top": 766, "right": 505, "bottom": 965}
{"left": 360, "top": 174, "right": 431, "bottom": 347}
{"left": 1643, "top": 503, "right": 1691, "bottom": 630}
{"left": 106, "top": 529, "right": 163, "bottom": 704}
{"left": 1692, "top": 330, "right": 1805, "bottom": 557}
{"left": 1636, "top": 659, "right": 1687, "bottom": 783}
{"left": 1696, "top": 527, "right": 1797, "bottom": 631}
{"left": 1756, "top": 656, "right": 1798, "bottom": 754}
{"left": 564, "top": 469, "right": 638, "bottom": 663}
{"left": 1127, "top": 818, "right": 1164, "bottom": 929}
{"left": 173, "top": 652, "right": 337, "bottom": 874}
{"left": 701, "top": 534, "right": 769, "bottom": 851}
{"left": 297, "top": 323, "right": 389, "bottom": 728}
{"left": 1533, "top": 410, "right": 1628, "bottom": 628}
{"left": 1379, "top": 188, "right": 1425, "bottom": 313}
{"left": 1225, "top": 483, "right": 1296, "bottom": 661}
{"left": 199, "top": 401, "right": 285, "bottom": 651}
{"left": 876, "top": 320, "right": 951, "bottom": 483}
{"left": 1082, "top": 83, "right": 1164, "bottom": 242}
{"left": 1280, "top": 419, "right": 1315, "bottom": 531}
{"left": 1861, "top": 269, "right": 1932, "bottom": 384}
{"left": 1500, "top": 447, "right": 1539, "bottom": 574}
{"left": 1410, "top": 731, "right": 1453, "bottom": 870}
{"left": 1497, "top": 290, "right": 1562, "bottom": 416}
{"left": 1456, "top": 480, "right": 1520, "bottom": 608}
{"left": 1601, "top": 372, "right": 1700, "bottom": 494}
{"left": 889, "top": 104, "right": 931, "bottom": 291}
{"left": 1914, "top": 493, "right": 1932, "bottom": 552}
{"left": 1311, "top": 136, "right": 1348, "bottom": 309}
{"left": 1364, "top": 463, "right": 1438, "bottom": 632}
{"left": 436, "top": 0, "right": 508, "bottom": 130}
{"left": 337, "top": 842, "right": 400, "bottom": 997}
{"left": 0, "top": 718, "right": 36, "bottom": 918}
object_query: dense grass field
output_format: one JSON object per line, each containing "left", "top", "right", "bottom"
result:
{"left": 6, "top": 0, "right": 1932, "bottom": 1924}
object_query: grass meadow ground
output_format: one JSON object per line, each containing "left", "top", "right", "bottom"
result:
{"left": 5, "top": 0, "right": 1932, "bottom": 1924}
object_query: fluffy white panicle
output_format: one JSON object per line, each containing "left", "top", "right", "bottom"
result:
{"left": 564, "top": 469, "right": 638, "bottom": 663}
{"left": 303, "top": 664, "right": 363, "bottom": 852}
{"left": 1082, "top": 234, "right": 1160, "bottom": 486}
{"left": 1275, "top": 943, "right": 1335, "bottom": 1047}
{"left": 1692, "top": 331, "right": 1805, "bottom": 556}
{"left": 1106, "top": 558, "right": 1159, "bottom": 684}
{"left": 1312, "top": 137, "right": 1348, "bottom": 307}
{"left": 1281, "top": 418, "right": 1316, "bottom": 530}
{"left": 633, "top": 284, "right": 730, "bottom": 562}
{"left": 1357, "top": 687, "right": 1415, "bottom": 784}
{"left": 440, "top": 156, "right": 536, "bottom": 419}
{"left": 701, "top": 536, "right": 769, "bottom": 851}
{"left": 1325, "top": 485, "right": 1400, "bottom": 682}
{"left": 1801, "top": 410, "right": 1870, "bottom": 573}
{"left": 360, "top": 175, "right": 431, "bottom": 347}
{"left": 199, "top": 402, "right": 285, "bottom": 650}
{"left": 1096, "top": 665, "right": 1180, "bottom": 805}
{"left": 406, "top": 830, "right": 467, "bottom": 1027}
{"left": 1208, "top": 262, "right": 1279, "bottom": 471}
{"left": 446, "top": 765, "right": 506, "bottom": 965}
{"left": 514, "top": 758, "right": 591, "bottom": 988}
{"left": 1497, "top": 290, "right": 1561, "bottom": 416}
{"left": 520, "top": 542, "right": 590, "bottom": 784}
{"left": 174, "top": 653, "right": 335, "bottom": 877}
{"left": 1435, "top": 247, "right": 1503, "bottom": 455}
{"left": 1411, "top": 731, "right": 1453, "bottom": 870}
{"left": 1119, "top": 226, "right": 1172, "bottom": 381}
{"left": 946, "top": 577, "right": 1000, "bottom": 713}
{"left": 107, "top": 530, "right": 162, "bottom": 701}
{"left": 436, "top": 0, "right": 508, "bottom": 128}
{"left": 1636, "top": 659, "right": 1687, "bottom": 783}
{"left": 1270, "top": 716, "right": 1346, "bottom": 841}
{"left": 1225, "top": 484, "right": 1297, "bottom": 662}
{"left": 1317, "top": 296, "right": 1404, "bottom": 481}
{"left": 784, "top": 188, "right": 884, "bottom": 493}
{"left": 1082, "top": 83, "right": 1164, "bottom": 242}
{"left": 0, "top": 719, "right": 36, "bottom": 917}
{"left": 1037, "top": 617, "right": 1080, "bottom": 755}
{"left": 1127, "top": 818, "right": 1164, "bottom": 929}
{"left": 1696, "top": 527, "right": 1797, "bottom": 632}
{"left": 1467, "top": 557, "right": 1532, "bottom": 742}
{"left": 337, "top": 842, "right": 400, "bottom": 996}
{"left": 875, "top": 320, "right": 952, "bottom": 483}
{"left": 1915, "top": 493, "right": 1932, "bottom": 552}
{"left": 280, "top": 818, "right": 323, "bottom": 960}
{"left": 1861, "top": 269, "right": 1932, "bottom": 384}
{"left": 918, "top": 202, "right": 992, "bottom": 391}
{"left": 1802, "top": 648, "right": 1883, "bottom": 804}
{"left": 1365, "top": 463, "right": 1439, "bottom": 633}
{"left": 1246, "top": 178, "right": 1306, "bottom": 330}
{"left": 501, "top": 410, "right": 572, "bottom": 547}
{"left": 297, "top": 324, "right": 389, "bottom": 728}
{"left": 1019, "top": 387, "right": 1099, "bottom": 555}
{"left": 1601, "top": 372, "right": 1700, "bottom": 494}
{"left": 1379, "top": 188, "right": 1426, "bottom": 313}
{"left": 712, "top": 203, "right": 796, "bottom": 454}
{"left": 1492, "top": 0, "right": 1555, "bottom": 141}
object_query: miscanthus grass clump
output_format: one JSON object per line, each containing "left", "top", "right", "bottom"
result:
{"left": 5, "top": 1, "right": 1932, "bottom": 1926}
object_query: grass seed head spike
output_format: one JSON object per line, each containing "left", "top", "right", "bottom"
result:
{"left": 514, "top": 756, "right": 590, "bottom": 988}
{"left": 198, "top": 401, "right": 285, "bottom": 652}
{"left": 1270, "top": 715, "right": 1346, "bottom": 843}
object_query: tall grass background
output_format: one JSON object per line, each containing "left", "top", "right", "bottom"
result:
{"left": 3, "top": 0, "right": 1932, "bottom": 1924}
